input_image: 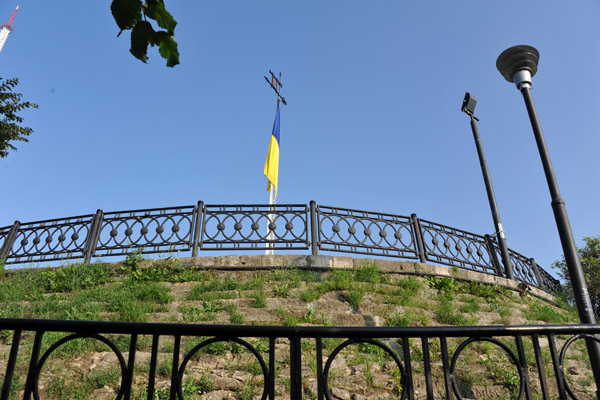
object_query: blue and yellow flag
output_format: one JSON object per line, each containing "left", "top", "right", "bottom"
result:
{"left": 264, "top": 103, "right": 280, "bottom": 195}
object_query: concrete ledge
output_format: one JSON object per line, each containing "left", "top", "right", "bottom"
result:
{"left": 154, "top": 254, "right": 558, "bottom": 303}
{"left": 9, "top": 254, "right": 558, "bottom": 304}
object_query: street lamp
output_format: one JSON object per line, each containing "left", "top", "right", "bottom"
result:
{"left": 461, "top": 92, "right": 515, "bottom": 280}
{"left": 497, "top": 44, "right": 600, "bottom": 394}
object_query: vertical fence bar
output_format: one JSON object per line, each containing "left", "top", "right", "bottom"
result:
{"left": 192, "top": 201, "right": 204, "bottom": 257}
{"left": 310, "top": 201, "right": 318, "bottom": 256}
{"left": 411, "top": 214, "right": 426, "bottom": 263}
{"left": 531, "top": 334, "right": 550, "bottom": 400}
{"left": 529, "top": 257, "right": 546, "bottom": 291}
{"left": 269, "top": 337, "right": 276, "bottom": 400}
{"left": 0, "top": 221, "right": 20, "bottom": 262}
{"left": 1, "top": 330, "right": 21, "bottom": 400}
{"left": 484, "top": 234, "right": 504, "bottom": 278}
{"left": 290, "top": 335, "right": 303, "bottom": 400}
{"left": 84, "top": 210, "right": 103, "bottom": 264}
{"left": 170, "top": 335, "right": 181, "bottom": 400}
{"left": 316, "top": 337, "right": 324, "bottom": 400}
{"left": 23, "top": 331, "right": 43, "bottom": 400}
{"left": 439, "top": 337, "right": 454, "bottom": 400}
{"left": 515, "top": 336, "right": 533, "bottom": 400}
{"left": 147, "top": 335, "right": 160, "bottom": 400}
{"left": 421, "top": 337, "right": 434, "bottom": 399}
{"left": 547, "top": 334, "right": 568, "bottom": 400}
{"left": 123, "top": 334, "right": 138, "bottom": 400}
{"left": 402, "top": 336, "right": 415, "bottom": 400}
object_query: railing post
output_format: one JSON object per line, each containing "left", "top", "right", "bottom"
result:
{"left": 0, "top": 221, "right": 20, "bottom": 263}
{"left": 84, "top": 210, "right": 103, "bottom": 264}
{"left": 310, "top": 201, "right": 318, "bottom": 256}
{"left": 530, "top": 257, "right": 546, "bottom": 291}
{"left": 289, "top": 335, "right": 303, "bottom": 400}
{"left": 192, "top": 201, "right": 204, "bottom": 258}
{"left": 411, "top": 214, "right": 426, "bottom": 263}
{"left": 485, "top": 234, "right": 504, "bottom": 278}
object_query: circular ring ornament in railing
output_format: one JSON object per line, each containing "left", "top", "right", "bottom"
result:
{"left": 177, "top": 337, "right": 269, "bottom": 400}
{"left": 450, "top": 337, "right": 524, "bottom": 400}
{"left": 559, "top": 333, "right": 600, "bottom": 400}
{"left": 32, "top": 333, "right": 128, "bottom": 400}
{"left": 322, "top": 338, "right": 407, "bottom": 400}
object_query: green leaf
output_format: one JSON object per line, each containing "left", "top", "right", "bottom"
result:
{"left": 144, "top": 1, "right": 177, "bottom": 34}
{"left": 130, "top": 21, "right": 157, "bottom": 63}
{"left": 0, "top": 77, "right": 38, "bottom": 158}
{"left": 111, "top": 0, "right": 143, "bottom": 31}
{"left": 156, "top": 31, "right": 180, "bottom": 67}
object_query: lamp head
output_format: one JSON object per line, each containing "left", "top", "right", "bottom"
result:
{"left": 496, "top": 45, "right": 539, "bottom": 89}
{"left": 461, "top": 92, "right": 477, "bottom": 116}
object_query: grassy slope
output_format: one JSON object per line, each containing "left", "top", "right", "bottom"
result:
{"left": 0, "top": 256, "right": 593, "bottom": 400}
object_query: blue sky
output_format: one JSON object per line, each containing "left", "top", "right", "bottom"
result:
{"left": 1, "top": 1, "right": 599, "bottom": 276}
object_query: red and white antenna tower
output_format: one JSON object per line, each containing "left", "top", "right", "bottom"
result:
{"left": 0, "top": 5, "right": 19, "bottom": 54}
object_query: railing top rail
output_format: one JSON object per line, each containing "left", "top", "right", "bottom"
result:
{"left": 418, "top": 217, "right": 488, "bottom": 240}
{"left": 0, "top": 317, "right": 593, "bottom": 337}
{"left": 101, "top": 204, "right": 195, "bottom": 215}
{"left": 204, "top": 203, "right": 309, "bottom": 208}
{"left": 317, "top": 204, "right": 412, "bottom": 220}
{"left": 6, "top": 213, "right": 95, "bottom": 227}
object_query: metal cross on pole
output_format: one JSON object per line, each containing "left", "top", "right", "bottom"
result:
{"left": 263, "top": 71, "right": 286, "bottom": 255}
{"left": 264, "top": 70, "right": 287, "bottom": 106}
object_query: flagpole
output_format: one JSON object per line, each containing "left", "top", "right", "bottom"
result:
{"left": 263, "top": 71, "right": 286, "bottom": 255}
{"left": 266, "top": 181, "right": 276, "bottom": 255}
{"left": 266, "top": 95, "right": 280, "bottom": 256}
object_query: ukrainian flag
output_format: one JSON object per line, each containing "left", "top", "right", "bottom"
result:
{"left": 264, "top": 103, "right": 280, "bottom": 195}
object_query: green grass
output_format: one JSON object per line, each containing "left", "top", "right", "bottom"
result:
{"left": 37, "top": 262, "right": 112, "bottom": 293}
{"left": 458, "top": 296, "right": 481, "bottom": 314}
{"left": 425, "top": 275, "right": 459, "bottom": 293}
{"left": 353, "top": 262, "right": 381, "bottom": 283}
{"left": 341, "top": 285, "right": 366, "bottom": 310}
{"left": 251, "top": 289, "right": 267, "bottom": 308}
{"left": 524, "top": 301, "right": 568, "bottom": 324}
{"left": 436, "top": 295, "right": 479, "bottom": 325}
{"left": 0, "top": 258, "right": 580, "bottom": 399}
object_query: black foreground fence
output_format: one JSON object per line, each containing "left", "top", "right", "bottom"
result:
{"left": 0, "top": 201, "right": 560, "bottom": 293}
{"left": 0, "top": 318, "right": 598, "bottom": 400}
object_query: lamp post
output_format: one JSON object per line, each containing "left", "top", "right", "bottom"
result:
{"left": 461, "top": 93, "right": 515, "bottom": 280}
{"left": 497, "top": 44, "right": 600, "bottom": 394}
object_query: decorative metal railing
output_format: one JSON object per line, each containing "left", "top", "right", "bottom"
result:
{"left": 0, "top": 318, "right": 597, "bottom": 399}
{"left": 0, "top": 201, "right": 560, "bottom": 292}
